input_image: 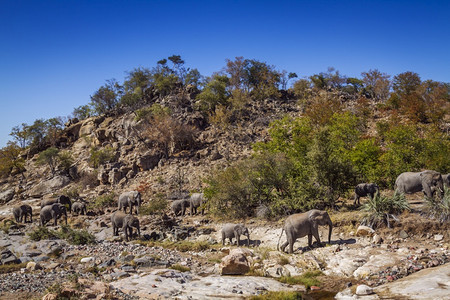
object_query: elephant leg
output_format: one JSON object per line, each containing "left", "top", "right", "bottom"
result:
{"left": 308, "top": 234, "right": 313, "bottom": 247}
{"left": 312, "top": 230, "right": 322, "bottom": 246}
{"left": 222, "top": 232, "right": 225, "bottom": 245}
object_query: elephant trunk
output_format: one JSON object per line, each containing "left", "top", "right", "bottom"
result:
{"left": 327, "top": 221, "right": 332, "bottom": 244}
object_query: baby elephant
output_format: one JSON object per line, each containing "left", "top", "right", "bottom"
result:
{"left": 354, "top": 183, "right": 379, "bottom": 205}
{"left": 13, "top": 204, "right": 32, "bottom": 223}
{"left": 72, "top": 201, "right": 87, "bottom": 215}
{"left": 171, "top": 199, "right": 191, "bottom": 216}
{"left": 221, "top": 223, "right": 250, "bottom": 246}
{"left": 111, "top": 211, "right": 140, "bottom": 241}
{"left": 40, "top": 203, "right": 68, "bottom": 226}
{"left": 190, "top": 193, "right": 205, "bottom": 215}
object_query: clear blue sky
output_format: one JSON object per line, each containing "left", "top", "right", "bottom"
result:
{"left": 1, "top": 0, "right": 449, "bottom": 147}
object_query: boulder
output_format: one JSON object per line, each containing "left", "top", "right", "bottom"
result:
{"left": 0, "top": 249, "right": 20, "bottom": 265}
{"left": 136, "top": 154, "right": 160, "bottom": 171}
{"left": 265, "top": 264, "right": 291, "bottom": 278}
{"left": 356, "top": 225, "right": 375, "bottom": 237}
{"left": 219, "top": 248, "right": 251, "bottom": 275}
{"left": 0, "top": 189, "right": 15, "bottom": 203}
{"left": 26, "top": 175, "right": 70, "bottom": 197}
{"left": 356, "top": 284, "right": 374, "bottom": 295}
{"left": 26, "top": 261, "right": 43, "bottom": 271}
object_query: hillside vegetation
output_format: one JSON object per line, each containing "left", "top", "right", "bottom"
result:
{"left": 1, "top": 56, "right": 449, "bottom": 219}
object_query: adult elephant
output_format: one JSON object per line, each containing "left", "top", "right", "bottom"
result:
{"left": 41, "top": 195, "right": 72, "bottom": 212}
{"left": 190, "top": 193, "right": 205, "bottom": 215}
{"left": 110, "top": 211, "right": 140, "bottom": 241}
{"left": 354, "top": 183, "right": 379, "bottom": 205}
{"left": 118, "top": 191, "right": 141, "bottom": 215}
{"left": 12, "top": 204, "right": 32, "bottom": 223}
{"left": 277, "top": 209, "right": 332, "bottom": 254}
{"left": 72, "top": 201, "right": 87, "bottom": 215}
{"left": 395, "top": 170, "right": 444, "bottom": 199}
{"left": 40, "top": 203, "right": 68, "bottom": 226}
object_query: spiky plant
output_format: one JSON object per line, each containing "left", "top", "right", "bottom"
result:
{"left": 423, "top": 186, "right": 450, "bottom": 222}
{"left": 361, "top": 191, "right": 410, "bottom": 228}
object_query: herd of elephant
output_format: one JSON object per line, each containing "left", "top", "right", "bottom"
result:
{"left": 10, "top": 170, "right": 449, "bottom": 253}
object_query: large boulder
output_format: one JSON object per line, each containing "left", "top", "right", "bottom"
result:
{"left": 26, "top": 175, "right": 71, "bottom": 198}
{"left": 0, "top": 189, "right": 15, "bottom": 203}
{"left": 219, "top": 248, "right": 252, "bottom": 275}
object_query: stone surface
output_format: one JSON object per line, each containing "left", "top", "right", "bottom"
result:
{"left": 110, "top": 269, "right": 303, "bottom": 299}
{"left": 375, "top": 262, "right": 450, "bottom": 299}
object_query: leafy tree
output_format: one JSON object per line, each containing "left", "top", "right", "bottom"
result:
{"left": 72, "top": 105, "right": 92, "bottom": 120}
{"left": 28, "top": 119, "right": 49, "bottom": 149}
{"left": 195, "top": 75, "right": 230, "bottom": 113}
{"left": 225, "top": 56, "right": 246, "bottom": 91}
{"left": 0, "top": 142, "right": 25, "bottom": 178}
{"left": 392, "top": 71, "right": 421, "bottom": 95}
{"left": 46, "top": 117, "right": 64, "bottom": 146}
{"left": 10, "top": 123, "right": 31, "bottom": 148}
{"left": 279, "top": 70, "right": 298, "bottom": 90}
{"left": 89, "top": 146, "right": 116, "bottom": 168}
{"left": 36, "top": 147, "right": 60, "bottom": 176}
{"left": 310, "top": 67, "right": 346, "bottom": 91}
{"left": 243, "top": 59, "right": 280, "bottom": 100}
{"left": 293, "top": 79, "right": 312, "bottom": 101}
{"left": 58, "top": 151, "right": 74, "bottom": 174}
{"left": 90, "top": 79, "right": 121, "bottom": 115}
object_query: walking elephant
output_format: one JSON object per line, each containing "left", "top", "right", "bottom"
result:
{"left": 171, "top": 199, "right": 191, "bottom": 216}
{"left": 277, "top": 209, "right": 332, "bottom": 254}
{"left": 12, "top": 204, "right": 32, "bottom": 223}
{"left": 190, "top": 193, "right": 205, "bottom": 215}
{"left": 118, "top": 191, "right": 141, "bottom": 215}
{"left": 395, "top": 170, "right": 444, "bottom": 199}
{"left": 72, "top": 201, "right": 87, "bottom": 215}
{"left": 41, "top": 195, "right": 72, "bottom": 212}
{"left": 221, "top": 223, "right": 250, "bottom": 246}
{"left": 40, "top": 203, "right": 68, "bottom": 226}
{"left": 110, "top": 211, "right": 140, "bottom": 241}
{"left": 354, "top": 183, "right": 379, "bottom": 205}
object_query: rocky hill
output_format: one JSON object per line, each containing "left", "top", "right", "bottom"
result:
{"left": 0, "top": 89, "right": 449, "bottom": 299}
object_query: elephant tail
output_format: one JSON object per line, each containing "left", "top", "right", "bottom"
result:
{"left": 277, "top": 227, "right": 285, "bottom": 251}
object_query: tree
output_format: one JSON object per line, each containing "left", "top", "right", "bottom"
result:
{"left": 195, "top": 75, "right": 230, "bottom": 113}
{"left": 279, "top": 70, "right": 298, "bottom": 90}
{"left": 361, "top": 69, "right": 391, "bottom": 101}
{"left": 10, "top": 123, "right": 31, "bottom": 148}
{"left": 392, "top": 71, "right": 421, "bottom": 95}
{"left": 225, "top": 56, "right": 246, "bottom": 91}
{"left": 72, "top": 105, "right": 92, "bottom": 120}
{"left": 310, "top": 67, "right": 346, "bottom": 91}
{"left": 46, "top": 117, "right": 64, "bottom": 146}
{"left": 243, "top": 59, "right": 280, "bottom": 100}
{"left": 36, "top": 147, "right": 60, "bottom": 176}
{"left": 0, "top": 142, "right": 25, "bottom": 178}
{"left": 90, "top": 79, "right": 121, "bottom": 115}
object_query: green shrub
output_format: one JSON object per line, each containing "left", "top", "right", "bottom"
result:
{"left": 28, "top": 225, "right": 95, "bottom": 245}
{"left": 91, "top": 192, "right": 116, "bottom": 209}
{"left": 249, "top": 291, "right": 304, "bottom": 300}
{"left": 89, "top": 146, "right": 116, "bottom": 168}
{"left": 423, "top": 186, "right": 450, "bottom": 222}
{"left": 139, "top": 195, "right": 168, "bottom": 215}
{"left": 145, "top": 240, "right": 211, "bottom": 252}
{"left": 277, "top": 270, "right": 322, "bottom": 289}
{"left": 0, "top": 262, "right": 27, "bottom": 274}
{"left": 169, "top": 264, "right": 191, "bottom": 272}
{"left": 361, "top": 191, "right": 410, "bottom": 228}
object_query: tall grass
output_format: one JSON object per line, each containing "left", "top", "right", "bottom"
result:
{"left": 423, "top": 186, "right": 450, "bottom": 222}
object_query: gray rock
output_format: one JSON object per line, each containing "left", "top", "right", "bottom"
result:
{"left": 33, "top": 255, "right": 50, "bottom": 262}
{"left": 111, "top": 272, "right": 130, "bottom": 279}
{"left": 133, "top": 256, "right": 156, "bottom": 268}
{"left": 0, "top": 189, "right": 15, "bottom": 203}
{"left": 1, "top": 249, "right": 20, "bottom": 264}
{"left": 434, "top": 234, "right": 443, "bottom": 241}
{"left": 399, "top": 230, "right": 409, "bottom": 239}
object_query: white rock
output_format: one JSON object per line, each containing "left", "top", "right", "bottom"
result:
{"left": 356, "top": 284, "right": 374, "bottom": 295}
{"left": 80, "top": 256, "right": 95, "bottom": 263}
{"left": 434, "top": 234, "right": 444, "bottom": 241}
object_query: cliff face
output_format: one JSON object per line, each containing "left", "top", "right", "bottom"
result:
{"left": 0, "top": 94, "right": 300, "bottom": 205}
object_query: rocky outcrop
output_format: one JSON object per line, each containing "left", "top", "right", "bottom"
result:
{"left": 25, "top": 175, "right": 70, "bottom": 198}
{"left": 219, "top": 248, "right": 253, "bottom": 275}
{"left": 0, "top": 189, "right": 14, "bottom": 203}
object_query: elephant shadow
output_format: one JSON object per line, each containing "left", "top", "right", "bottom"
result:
{"left": 294, "top": 238, "right": 356, "bottom": 253}
{"left": 248, "top": 238, "right": 262, "bottom": 247}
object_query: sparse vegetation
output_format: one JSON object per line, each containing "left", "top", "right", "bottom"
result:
{"left": 423, "top": 187, "right": 450, "bottom": 222}
{"left": 249, "top": 291, "right": 304, "bottom": 300}
{"left": 169, "top": 264, "right": 191, "bottom": 272}
{"left": 91, "top": 192, "right": 116, "bottom": 209}
{"left": 277, "top": 270, "right": 322, "bottom": 289}
{"left": 139, "top": 193, "right": 168, "bottom": 215}
{"left": 144, "top": 240, "right": 211, "bottom": 252}
{"left": 0, "top": 262, "right": 27, "bottom": 274}
{"left": 361, "top": 191, "right": 410, "bottom": 228}
{"left": 89, "top": 146, "right": 116, "bottom": 168}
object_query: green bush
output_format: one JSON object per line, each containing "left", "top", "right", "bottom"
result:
{"left": 139, "top": 194, "right": 168, "bottom": 215}
{"left": 249, "top": 291, "right": 304, "bottom": 300}
{"left": 169, "top": 264, "right": 191, "bottom": 272}
{"left": 277, "top": 270, "right": 322, "bottom": 289}
{"left": 89, "top": 146, "right": 116, "bottom": 168}
{"left": 423, "top": 186, "right": 450, "bottom": 222}
{"left": 29, "top": 225, "right": 96, "bottom": 245}
{"left": 361, "top": 191, "right": 410, "bottom": 228}
{"left": 91, "top": 192, "right": 116, "bottom": 209}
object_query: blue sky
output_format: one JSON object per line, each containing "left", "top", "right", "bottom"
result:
{"left": 1, "top": 0, "right": 449, "bottom": 147}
